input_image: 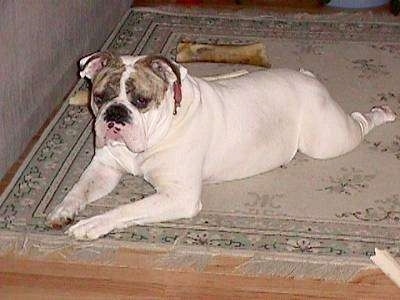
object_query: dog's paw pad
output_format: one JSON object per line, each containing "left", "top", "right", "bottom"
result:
{"left": 46, "top": 216, "right": 73, "bottom": 230}
{"left": 46, "top": 204, "right": 77, "bottom": 229}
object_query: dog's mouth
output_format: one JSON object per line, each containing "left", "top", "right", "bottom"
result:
{"left": 95, "top": 119, "right": 147, "bottom": 153}
{"left": 104, "top": 121, "right": 124, "bottom": 142}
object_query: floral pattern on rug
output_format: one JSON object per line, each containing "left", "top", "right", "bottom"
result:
{"left": 317, "top": 167, "right": 375, "bottom": 196}
{"left": 365, "top": 133, "right": 400, "bottom": 161}
{"left": 350, "top": 58, "right": 390, "bottom": 79}
{"left": 371, "top": 43, "right": 400, "bottom": 58}
{"left": 1, "top": 9, "right": 400, "bottom": 261}
{"left": 234, "top": 192, "right": 284, "bottom": 216}
{"left": 336, "top": 194, "right": 400, "bottom": 223}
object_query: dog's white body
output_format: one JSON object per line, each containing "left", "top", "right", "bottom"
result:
{"left": 47, "top": 54, "right": 395, "bottom": 240}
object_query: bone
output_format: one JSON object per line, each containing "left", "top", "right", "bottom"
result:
{"left": 370, "top": 248, "right": 400, "bottom": 288}
{"left": 176, "top": 42, "right": 271, "bottom": 68}
{"left": 69, "top": 90, "right": 90, "bottom": 106}
{"left": 202, "top": 70, "right": 249, "bottom": 81}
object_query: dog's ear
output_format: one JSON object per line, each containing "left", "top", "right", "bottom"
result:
{"left": 147, "top": 56, "right": 188, "bottom": 84}
{"left": 144, "top": 56, "right": 188, "bottom": 114}
{"left": 79, "top": 51, "right": 116, "bottom": 80}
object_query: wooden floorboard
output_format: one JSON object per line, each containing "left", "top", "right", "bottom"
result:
{"left": 0, "top": 255, "right": 399, "bottom": 299}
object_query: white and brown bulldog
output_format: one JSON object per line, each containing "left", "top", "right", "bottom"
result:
{"left": 47, "top": 52, "right": 396, "bottom": 240}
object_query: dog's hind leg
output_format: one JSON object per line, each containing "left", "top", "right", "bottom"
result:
{"left": 298, "top": 98, "right": 396, "bottom": 160}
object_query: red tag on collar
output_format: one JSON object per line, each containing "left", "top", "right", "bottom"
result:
{"left": 173, "top": 82, "right": 182, "bottom": 115}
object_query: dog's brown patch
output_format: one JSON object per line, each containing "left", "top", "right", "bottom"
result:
{"left": 90, "top": 55, "right": 182, "bottom": 113}
{"left": 126, "top": 58, "right": 169, "bottom": 112}
{"left": 128, "top": 56, "right": 182, "bottom": 113}
{"left": 92, "top": 59, "right": 125, "bottom": 107}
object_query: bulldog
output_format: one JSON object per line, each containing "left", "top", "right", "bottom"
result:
{"left": 46, "top": 52, "right": 396, "bottom": 240}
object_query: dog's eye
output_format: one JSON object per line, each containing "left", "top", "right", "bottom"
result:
{"left": 136, "top": 97, "right": 147, "bottom": 104}
{"left": 131, "top": 95, "right": 150, "bottom": 109}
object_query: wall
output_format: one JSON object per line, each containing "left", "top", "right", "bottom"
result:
{"left": 0, "top": 0, "right": 131, "bottom": 179}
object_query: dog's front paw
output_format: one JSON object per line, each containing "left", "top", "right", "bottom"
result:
{"left": 66, "top": 214, "right": 115, "bottom": 240}
{"left": 46, "top": 201, "right": 78, "bottom": 229}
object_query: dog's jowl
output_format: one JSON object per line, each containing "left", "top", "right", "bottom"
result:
{"left": 46, "top": 51, "right": 396, "bottom": 240}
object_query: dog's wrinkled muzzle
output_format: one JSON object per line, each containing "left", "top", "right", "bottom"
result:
{"left": 95, "top": 105, "right": 147, "bottom": 153}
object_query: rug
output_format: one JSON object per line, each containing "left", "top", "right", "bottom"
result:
{"left": 1, "top": 7, "right": 400, "bottom": 281}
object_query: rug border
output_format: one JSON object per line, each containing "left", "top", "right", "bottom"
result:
{"left": 132, "top": 5, "right": 400, "bottom": 25}
{"left": 0, "top": 229, "right": 375, "bottom": 282}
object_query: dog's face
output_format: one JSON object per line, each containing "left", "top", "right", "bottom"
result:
{"left": 79, "top": 52, "right": 187, "bottom": 152}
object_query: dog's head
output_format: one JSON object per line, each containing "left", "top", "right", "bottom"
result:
{"left": 79, "top": 52, "right": 187, "bottom": 152}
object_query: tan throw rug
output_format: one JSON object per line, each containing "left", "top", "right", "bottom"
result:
{"left": 1, "top": 7, "right": 400, "bottom": 281}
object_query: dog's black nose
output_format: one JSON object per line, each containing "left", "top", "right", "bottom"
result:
{"left": 103, "top": 104, "right": 131, "bottom": 125}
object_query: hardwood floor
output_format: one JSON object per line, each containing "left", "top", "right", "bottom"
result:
{"left": 1, "top": 253, "right": 399, "bottom": 299}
